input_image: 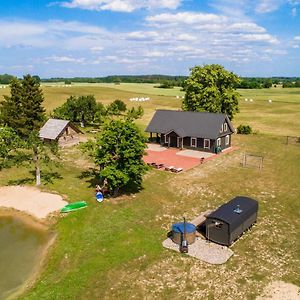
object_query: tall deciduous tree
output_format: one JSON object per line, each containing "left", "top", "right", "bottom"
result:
{"left": 52, "top": 95, "right": 105, "bottom": 127}
{"left": 0, "top": 74, "right": 47, "bottom": 185}
{"left": 182, "top": 64, "right": 240, "bottom": 120}
{"left": 93, "top": 119, "right": 148, "bottom": 195}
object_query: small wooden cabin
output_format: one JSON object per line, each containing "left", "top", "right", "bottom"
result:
{"left": 39, "top": 118, "right": 82, "bottom": 147}
{"left": 205, "top": 196, "right": 258, "bottom": 246}
{"left": 145, "top": 110, "right": 234, "bottom": 153}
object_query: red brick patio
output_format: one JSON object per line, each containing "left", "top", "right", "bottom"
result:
{"left": 143, "top": 146, "right": 238, "bottom": 171}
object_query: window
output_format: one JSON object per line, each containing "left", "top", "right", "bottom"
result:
{"left": 164, "top": 134, "right": 168, "bottom": 144}
{"left": 204, "top": 139, "right": 210, "bottom": 149}
{"left": 220, "top": 124, "right": 223, "bottom": 133}
{"left": 217, "top": 138, "right": 221, "bottom": 147}
{"left": 225, "top": 135, "right": 230, "bottom": 146}
{"left": 224, "top": 123, "right": 228, "bottom": 132}
{"left": 215, "top": 221, "right": 223, "bottom": 229}
{"left": 191, "top": 137, "right": 197, "bottom": 147}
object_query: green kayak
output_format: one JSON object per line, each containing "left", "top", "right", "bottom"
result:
{"left": 61, "top": 201, "right": 87, "bottom": 213}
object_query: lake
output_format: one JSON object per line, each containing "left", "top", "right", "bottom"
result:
{"left": 0, "top": 215, "right": 50, "bottom": 299}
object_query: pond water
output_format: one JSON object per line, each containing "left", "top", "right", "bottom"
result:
{"left": 0, "top": 215, "right": 50, "bottom": 300}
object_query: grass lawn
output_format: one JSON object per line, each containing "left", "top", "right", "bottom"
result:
{"left": 0, "top": 84, "right": 299, "bottom": 299}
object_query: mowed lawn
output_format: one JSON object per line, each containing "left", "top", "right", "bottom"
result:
{"left": 0, "top": 84, "right": 299, "bottom": 299}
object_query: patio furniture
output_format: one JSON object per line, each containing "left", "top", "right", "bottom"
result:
{"left": 172, "top": 167, "right": 183, "bottom": 173}
{"left": 165, "top": 166, "right": 175, "bottom": 171}
{"left": 155, "top": 163, "right": 164, "bottom": 169}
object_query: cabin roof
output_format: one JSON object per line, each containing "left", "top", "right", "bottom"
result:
{"left": 39, "top": 118, "right": 81, "bottom": 140}
{"left": 145, "top": 109, "right": 234, "bottom": 139}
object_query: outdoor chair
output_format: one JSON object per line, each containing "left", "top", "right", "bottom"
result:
{"left": 165, "top": 166, "right": 175, "bottom": 171}
{"left": 155, "top": 163, "right": 164, "bottom": 169}
{"left": 172, "top": 167, "right": 183, "bottom": 173}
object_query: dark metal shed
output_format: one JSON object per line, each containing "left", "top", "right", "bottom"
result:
{"left": 205, "top": 196, "right": 258, "bottom": 246}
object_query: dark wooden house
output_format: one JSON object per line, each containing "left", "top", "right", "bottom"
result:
{"left": 205, "top": 196, "right": 258, "bottom": 246}
{"left": 39, "top": 118, "right": 82, "bottom": 147}
{"left": 145, "top": 110, "right": 234, "bottom": 153}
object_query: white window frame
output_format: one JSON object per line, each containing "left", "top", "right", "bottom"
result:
{"left": 217, "top": 138, "right": 221, "bottom": 147}
{"left": 225, "top": 135, "right": 230, "bottom": 146}
{"left": 164, "top": 134, "right": 168, "bottom": 144}
{"left": 204, "top": 139, "right": 210, "bottom": 149}
{"left": 191, "top": 137, "right": 197, "bottom": 148}
{"left": 220, "top": 124, "right": 223, "bottom": 133}
{"left": 224, "top": 123, "right": 228, "bottom": 132}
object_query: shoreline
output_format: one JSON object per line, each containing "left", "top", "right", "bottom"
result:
{"left": 0, "top": 185, "right": 68, "bottom": 219}
{"left": 0, "top": 185, "right": 65, "bottom": 299}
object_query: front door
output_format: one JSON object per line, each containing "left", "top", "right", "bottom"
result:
{"left": 177, "top": 137, "right": 182, "bottom": 148}
{"left": 169, "top": 136, "right": 177, "bottom": 147}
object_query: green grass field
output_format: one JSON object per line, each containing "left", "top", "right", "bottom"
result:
{"left": 0, "top": 84, "right": 299, "bottom": 299}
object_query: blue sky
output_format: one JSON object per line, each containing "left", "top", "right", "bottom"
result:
{"left": 1, "top": 0, "right": 300, "bottom": 78}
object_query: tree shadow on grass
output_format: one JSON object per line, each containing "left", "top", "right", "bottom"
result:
{"left": 8, "top": 177, "right": 35, "bottom": 186}
{"left": 78, "top": 168, "right": 144, "bottom": 197}
{"left": 7, "top": 171, "right": 63, "bottom": 186}
{"left": 78, "top": 168, "right": 101, "bottom": 188}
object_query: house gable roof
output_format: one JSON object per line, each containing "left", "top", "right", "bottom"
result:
{"left": 145, "top": 110, "right": 234, "bottom": 139}
{"left": 39, "top": 118, "right": 82, "bottom": 140}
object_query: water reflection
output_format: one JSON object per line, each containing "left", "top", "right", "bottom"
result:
{"left": 0, "top": 216, "right": 49, "bottom": 300}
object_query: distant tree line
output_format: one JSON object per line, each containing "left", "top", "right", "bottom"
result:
{"left": 2, "top": 73, "right": 300, "bottom": 89}
{"left": 42, "top": 75, "right": 187, "bottom": 87}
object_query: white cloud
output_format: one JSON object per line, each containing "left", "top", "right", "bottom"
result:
{"left": 46, "top": 55, "right": 86, "bottom": 63}
{"left": 60, "top": 0, "right": 182, "bottom": 12}
{"left": 291, "top": 7, "right": 297, "bottom": 15}
{"left": 127, "top": 31, "right": 159, "bottom": 41}
{"left": 146, "top": 12, "right": 227, "bottom": 25}
{"left": 227, "top": 23, "right": 266, "bottom": 33}
{"left": 255, "top": 0, "right": 284, "bottom": 14}
{"left": 90, "top": 46, "right": 104, "bottom": 52}
{"left": 294, "top": 36, "right": 300, "bottom": 40}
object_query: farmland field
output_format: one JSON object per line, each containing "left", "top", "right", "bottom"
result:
{"left": 0, "top": 83, "right": 299, "bottom": 299}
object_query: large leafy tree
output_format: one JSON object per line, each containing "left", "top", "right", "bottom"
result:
{"left": 182, "top": 64, "right": 240, "bottom": 120}
{"left": 93, "top": 119, "right": 148, "bottom": 196}
{"left": 0, "top": 75, "right": 49, "bottom": 185}
{"left": 52, "top": 95, "right": 105, "bottom": 127}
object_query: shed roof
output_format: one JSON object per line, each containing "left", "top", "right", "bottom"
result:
{"left": 39, "top": 118, "right": 81, "bottom": 140}
{"left": 145, "top": 110, "right": 234, "bottom": 139}
{"left": 207, "top": 196, "right": 258, "bottom": 231}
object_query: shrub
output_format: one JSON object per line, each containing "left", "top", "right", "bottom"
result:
{"left": 237, "top": 124, "right": 252, "bottom": 134}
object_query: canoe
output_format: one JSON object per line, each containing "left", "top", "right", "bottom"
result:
{"left": 61, "top": 201, "right": 87, "bottom": 213}
{"left": 96, "top": 192, "right": 104, "bottom": 203}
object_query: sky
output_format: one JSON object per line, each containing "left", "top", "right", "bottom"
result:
{"left": 0, "top": 0, "right": 300, "bottom": 78}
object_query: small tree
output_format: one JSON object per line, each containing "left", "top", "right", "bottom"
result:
{"left": 237, "top": 124, "right": 252, "bottom": 134}
{"left": 182, "top": 64, "right": 240, "bottom": 120}
{"left": 93, "top": 119, "right": 148, "bottom": 195}
{"left": 126, "top": 106, "right": 144, "bottom": 120}
{"left": 106, "top": 99, "right": 127, "bottom": 116}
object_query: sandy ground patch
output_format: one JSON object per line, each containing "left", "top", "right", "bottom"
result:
{"left": 257, "top": 281, "right": 300, "bottom": 300}
{"left": 176, "top": 149, "right": 215, "bottom": 159}
{"left": 0, "top": 186, "right": 68, "bottom": 219}
{"left": 162, "top": 237, "right": 233, "bottom": 264}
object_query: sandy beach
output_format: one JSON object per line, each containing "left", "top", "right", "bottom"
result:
{"left": 0, "top": 186, "right": 68, "bottom": 219}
